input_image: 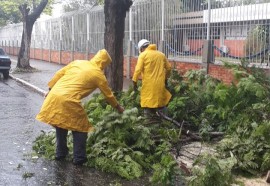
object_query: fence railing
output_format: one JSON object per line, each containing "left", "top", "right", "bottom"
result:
{"left": 1, "top": 0, "right": 270, "bottom": 66}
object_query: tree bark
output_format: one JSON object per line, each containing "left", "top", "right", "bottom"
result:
{"left": 104, "top": 0, "right": 132, "bottom": 92}
{"left": 17, "top": 0, "right": 48, "bottom": 69}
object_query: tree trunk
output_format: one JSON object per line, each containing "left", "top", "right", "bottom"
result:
{"left": 17, "top": 10, "right": 34, "bottom": 69}
{"left": 104, "top": 0, "right": 132, "bottom": 92}
{"left": 17, "top": 0, "right": 48, "bottom": 69}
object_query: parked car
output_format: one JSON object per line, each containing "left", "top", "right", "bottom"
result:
{"left": 0, "top": 48, "right": 11, "bottom": 79}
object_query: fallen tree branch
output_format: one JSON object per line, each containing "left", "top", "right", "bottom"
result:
{"left": 156, "top": 111, "right": 202, "bottom": 140}
{"left": 156, "top": 111, "right": 224, "bottom": 140}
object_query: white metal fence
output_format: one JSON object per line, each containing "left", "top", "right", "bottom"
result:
{"left": 1, "top": 0, "right": 270, "bottom": 64}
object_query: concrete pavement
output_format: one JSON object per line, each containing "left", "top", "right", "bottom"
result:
{"left": 9, "top": 56, "right": 133, "bottom": 96}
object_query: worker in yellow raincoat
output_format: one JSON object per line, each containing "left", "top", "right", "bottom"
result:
{"left": 132, "top": 39, "right": 171, "bottom": 120}
{"left": 36, "top": 49, "right": 124, "bottom": 165}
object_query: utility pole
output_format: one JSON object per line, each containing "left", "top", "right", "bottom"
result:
{"left": 202, "top": 0, "right": 214, "bottom": 74}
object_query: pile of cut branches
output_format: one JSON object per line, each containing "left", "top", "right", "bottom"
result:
{"left": 33, "top": 61, "right": 270, "bottom": 185}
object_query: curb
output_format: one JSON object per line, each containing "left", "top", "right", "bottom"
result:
{"left": 9, "top": 74, "right": 46, "bottom": 96}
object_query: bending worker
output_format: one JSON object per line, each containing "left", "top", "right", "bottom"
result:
{"left": 132, "top": 39, "right": 172, "bottom": 120}
{"left": 36, "top": 49, "right": 124, "bottom": 165}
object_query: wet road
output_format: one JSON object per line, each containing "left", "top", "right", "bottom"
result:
{"left": 0, "top": 78, "right": 149, "bottom": 186}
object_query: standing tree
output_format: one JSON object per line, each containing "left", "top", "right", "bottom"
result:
{"left": 104, "top": 0, "right": 133, "bottom": 92}
{"left": 0, "top": 2, "right": 21, "bottom": 26}
{"left": 17, "top": 0, "right": 49, "bottom": 69}
{"left": 0, "top": 0, "right": 54, "bottom": 69}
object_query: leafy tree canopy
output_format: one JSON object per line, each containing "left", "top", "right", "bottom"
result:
{"left": 0, "top": 0, "right": 55, "bottom": 26}
{"left": 61, "top": 0, "right": 104, "bottom": 12}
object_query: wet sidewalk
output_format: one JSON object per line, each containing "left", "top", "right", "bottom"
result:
{"left": 10, "top": 56, "right": 133, "bottom": 96}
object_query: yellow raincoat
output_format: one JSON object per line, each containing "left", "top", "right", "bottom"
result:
{"left": 36, "top": 49, "right": 118, "bottom": 132}
{"left": 132, "top": 44, "right": 172, "bottom": 108}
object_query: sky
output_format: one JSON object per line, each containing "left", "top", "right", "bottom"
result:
{"left": 52, "top": 3, "right": 64, "bottom": 17}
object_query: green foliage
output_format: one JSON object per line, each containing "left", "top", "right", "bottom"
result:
{"left": 218, "top": 121, "right": 270, "bottom": 174}
{"left": 44, "top": 0, "right": 55, "bottom": 15}
{"left": 210, "top": 64, "right": 270, "bottom": 175}
{"left": 84, "top": 93, "right": 111, "bottom": 124}
{"left": 87, "top": 109, "right": 148, "bottom": 179}
{"left": 244, "top": 25, "right": 269, "bottom": 58}
{"left": 117, "top": 86, "right": 141, "bottom": 111}
{"left": 0, "top": 1, "right": 21, "bottom": 26}
{"left": 61, "top": 0, "right": 104, "bottom": 13}
{"left": 84, "top": 86, "right": 141, "bottom": 125}
{"left": 167, "top": 69, "right": 227, "bottom": 134}
{"left": 34, "top": 107, "right": 180, "bottom": 184}
{"left": 0, "top": 0, "right": 55, "bottom": 26}
{"left": 187, "top": 154, "right": 236, "bottom": 186}
{"left": 32, "top": 130, "right": 56, "bottom": 159}
{"left": 22, "top": 172, "right": 35, "bottom": 179}
{"left": 32, "top": 130, "right": 73, "bottom": 160}
{"left": 33, "top": 62, "right": 270, "bottom": 183}
{"left": 85, "top": 108, "right": 180, "bottom": 182}
{"left": 150, "top": 141, "right": 179, "bottom": 185}
{"left": 165, "top": 65, "right": 270, "bottom": 176}
{"left": 167, "top": 64, "right": 270, "bottom": 131}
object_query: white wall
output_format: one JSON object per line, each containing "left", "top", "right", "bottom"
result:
{"left": 204, "top": 3, "right": 270, "bottom": 23}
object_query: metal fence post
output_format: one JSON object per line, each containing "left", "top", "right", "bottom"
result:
{"left": 86, "top": 13, "right": 89, "bottom": 60}
{"left": 158, "top": 0, "right": 166, "bottom": 55}
{"left": 12, "top": 40, "right": 14, "bottom": 55}
{"left": 59, "top": 18, "right": 62, "bottom": 64}
{"left": 33, "top": 25, "right": 35, "bottom": 59}
{"left": 16, "top": 39, "right": 19, "bottom": 55}
{"left": 72, "top": 16, "right": 75, "bottom": 61}
{"left": 202, "top": 0, "right": 214, "bottom": 74}
{"left": 126, "top": 8, "right": 133, "bottom": 79}
{"left": 33, "top": 39, "right": 35, "bottom": 59}
{"left": 13, "top": 40, "right": 15, "bottom": 55}
{"left": 41, "top": 38, "right": 43, "bottom": 60}
{"left": 8, "top": 40, "right": 10, "bottom": 54}
{"left": 49, "top": 20, "right": 52, "bottom": 63}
